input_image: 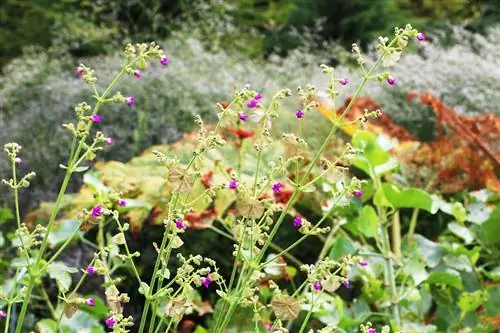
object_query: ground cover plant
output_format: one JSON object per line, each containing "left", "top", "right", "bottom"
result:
{"left": 0, "top": 24, "right": 499, "bottom": 333}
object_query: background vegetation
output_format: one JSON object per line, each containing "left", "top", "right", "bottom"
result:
{"left": 0, "top": 1, "right": 499, "bottom": 332}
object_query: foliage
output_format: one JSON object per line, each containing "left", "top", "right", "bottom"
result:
{"left": 2, "top": 25, "right": 499, "bottom": 333}
{"left": 3, "top": 26, "right": 473, "bottom": 333}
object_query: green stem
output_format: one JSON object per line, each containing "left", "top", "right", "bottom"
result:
{"left": 40, "top": 284, "right": 57, "bottom": 319}
{"left": 4, "top": 303, "right": 12, "bottom": 333}
{"left": 258, "top": 52, "right": 384, "bottom": 263}
{"left": 392, "top": 210, "right": 401, "bottom": 259}
{"left": 407, "top": 208, "right": 420, "bottom": 244}
{"left": 298, "top": 303, "right": 315, "bottom": 333}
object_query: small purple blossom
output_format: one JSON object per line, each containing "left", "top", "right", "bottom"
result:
{"left": 295, "top": 109, "right": 304, "bottom": 119}
{"left": 91, "top": 205, "right": 103, "bottom": 217}
{"left": 125, "top": 96, "right": 135, "bottom": 106}
{"left": 416, "top": 32, "right": 426, "bottom": 41}
{"left": 387, "top": 75, "right": 397, "bottom": 86}
{"left": 339, "top": 78, "right": 349, "bottom": 86}
{"left": 246, "top": 99, "right": 259, "bottom": 109}
{"left": 14, "top": 157, "right": 22, "bottom": 164}
{"left": 86, "top": 298, "right": 95, "bottom": 307}
{"left": 264, "top": 322, "right": 273, "bottom": 331}
{"left": 86, "top": 266, "right": 96, "bottom": 275}
{"left": 133, "top": 69, "right": 142, "bottom": 79}
{"left": 0, "top": 310, "right": 6, "bottom": 318}
{"left": 91, "top": 114, "right": 102, "bottom": 123}
{"left": 160, "top": 55, "right": 169, "bottom": 66}
{"left": 359, "top": 260, "right": 368, "bottom": 267}
{"left": 293, "top": 216, "right": 303, "bottom": 228}
{"left": 175, "top": 219, "right": 185, "bottom": 229}
{"left": 239, "top": 112, "right": 248, "bottom": 121}
{"left": 201, "top": 276, "right": 211, "bottom": 288}
{"left": 343, "top": 279, "right": 350, "bottom": 288}
{"left": 254, "top": 93, "right": 263, "bottom": 100}
{"left": 76, "top": 66, "right": 84, "bottom": 78}
{"left": 272, "top": 182, "right": 283, "bottom": 194}
{"left": 105, "top": 316, "right": 116, "bottom": 328}
{"left": 353, "top": 190, "right": 363, "bottom": 198}
{"left": 228, "top": 180, "right": 238, "bottom": 190}
{"left": 118, "top": 199, "right": 127, "bottom": 207}
{"left": 313, "top": 281, "right": 322, "bottom": 291}
{"left": 120, "top": 300, "right": 126, "bottom": 308}
{"left": 367, "top": 329, "right": 377, "bottom": 333}
{"left": 106, "top": 137, "right": 113, "bottom": 145}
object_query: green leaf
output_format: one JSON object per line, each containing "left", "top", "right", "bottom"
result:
{"left": 447, "top": 222, "right": 474, "bottom": 244}
{"left": 403, "top": 259, "right": 429, "bottom": 285}
{"left": 36, "top": 319, "right": 57, "bottom": 333}
{"left": 48, "top": 219, "right": 81, "bottom": 248}
{"left": 0, "top": 207, "right": 14, "bottom": 224}
{"left": 139, "top": 282, "right": 150, "bottom": 295}
{"left": 427, "top": 270, "right": 463, "bottom": 289}
{"left": 83, "top": 172, "right": 108, "bottom": 193}
{"left": 352, "top": 131, "right": 390, "bottom": 167}
{"left": 74, "top": 166, "right": 90, "bottom": 173}
{"left": 382, "top": 184, "right": 434, "bottom": 212}
{"left": 465, "top": 203, "right": 492, "bottom": 224}
{"left": 80, "top": 295, "right": 108, "bottom": 319}
{"left": 354, "top": 205, "right": 378, "bottom": 238}
{"left": 458, "top": 290, "right": 489, "bottom": 319}
{"left": 47, "top": 262, "right": 77, "bottom": 293}
{"left": 60, "top": 309, "right": 106, "bottom": 333}
{"left": 193, "top": 326, "right": 208, "bottom": 333}
{"left": 478, "top": 205, "right": 500, "bottom": 245}
{"left": 329, "top": 236, "right": 355, "bottom": 260}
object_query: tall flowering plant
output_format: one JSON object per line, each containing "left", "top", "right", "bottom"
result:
{"left": 1, "top": 25, "right": 424, "bottom": 333}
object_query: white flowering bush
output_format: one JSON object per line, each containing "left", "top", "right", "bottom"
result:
{"left": 373, "top": 25, "right": 500, "bottom": 119}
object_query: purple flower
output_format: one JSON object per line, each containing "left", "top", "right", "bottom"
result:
{"left": 76, "top": 66, "right": 84, "bottom": 78}
{"left": 292, "top": 216, "right": 302, "bottom": 228}
{"left": 86, "top": 266, "right": 96, "bottom": 275}
{"left": 367, "top": 329, "right": 377, "bottom": 333}
{"left": 313, "top": 281, "right": 322, "bottom": 291}
{"left": 86, "top": 298, "right": 95, "bottom": 307}
{"left": 125, "top": 96, "right": 135, "bottom": 106}
{"left": 106, "top": 137, "right": 113, "bottom": 145}
{"left": 239, "top": 112, "right": 248, "bottom": 121}
{"left": 339, "top": 78, "right": 349, "bottom": 86}
{"left": 343, "top": 279, "right": 350, "bottom": 289}
{"left": 228, "top": 180, "right": 238, "bottom": 190}
{"left": 14, "top": 157, "right": 22, "bottom": 164}
{"left": 295, "top": 109, "right": 304, "bottom": 119}
{"left": 118, "top": 199, "right": 127, "bottom": 207}
{"left": 359, "top": 260, "right": 368, "bottom": 267}
{"left": 175, "top": 219, "right": 185, "bottom": 229}
{"left": 272, "top": 182, "right": 283, "bottom": 194}
{"left": 0, "top": 310, "right": 6, "bottom": 318}
{"left": 91, "top": 205, "right": 103, "bottom": 217}
{"left": 133, "top": 69, "right": 142, "bottom": 79}
{"left": 254, "top": 93, "right": 263, "bottom": 100}
{"left": 201, "top": 276, "right": 211, "bottom": 288}
{"left": 264, "top": 322, "right": 273, "bottom": 330}
{"left": 91, "top": 114, "right": 102, "bottom": 123}
{"left": 160, "top": 55, "right": 169, "bottom": 66}
{"left": 387, "top": 75, "right": 397, "bottom": 86}
{"left": 246, "top": 99, "right": 259, "bottom": 109}
{"left": 105, "top": 316, "right": 116, "bottom": 328}
{"left": 353, "top": 190, "right": 363, "bottom": 198}
{"left": 416, "top": 32, "right": 426, "bottom": 41}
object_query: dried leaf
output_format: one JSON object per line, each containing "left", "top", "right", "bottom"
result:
{"left": 271, "top": 295, "right": 300, "bottom": 321}
{"left": 236, "top": 198, "right": 265, "bottom": 219}
{"left": 168, "top": 167, "right": 193, "bottom": 194}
